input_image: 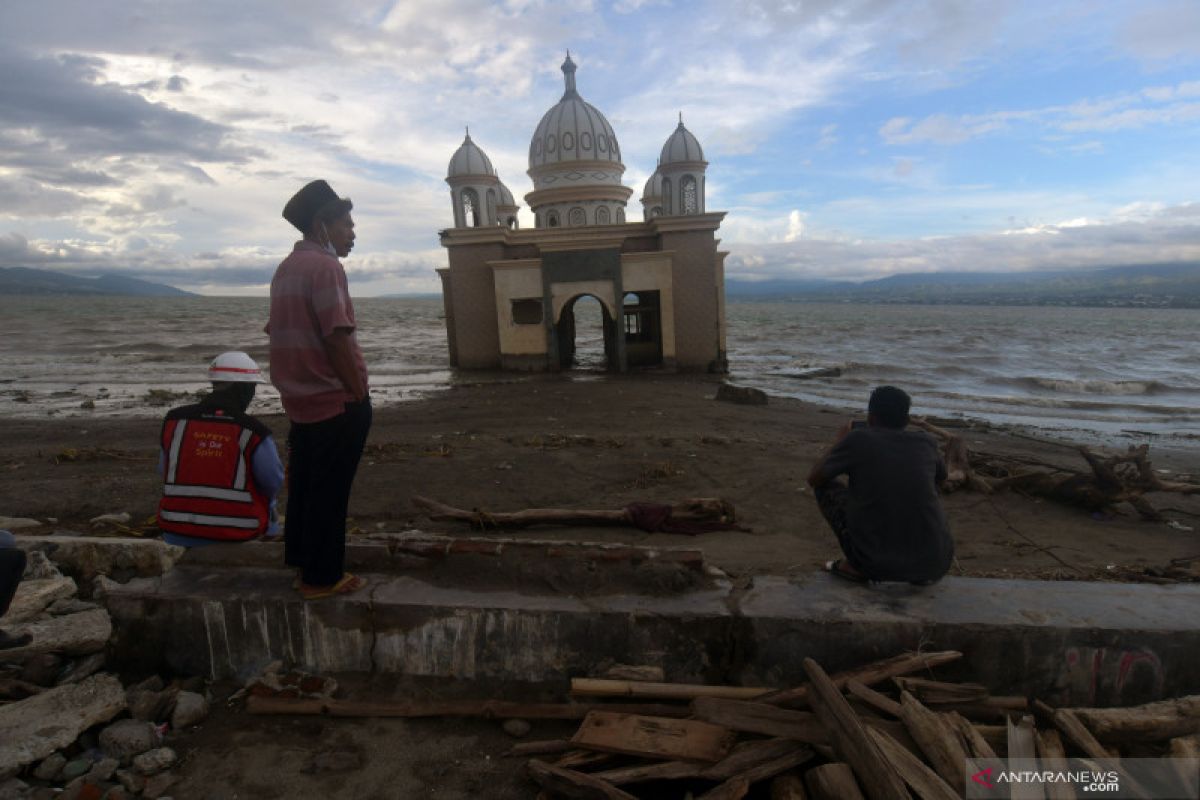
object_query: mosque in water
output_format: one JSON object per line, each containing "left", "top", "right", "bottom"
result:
{"left": 438, "top": 54, "right": 728, "bottom": 373}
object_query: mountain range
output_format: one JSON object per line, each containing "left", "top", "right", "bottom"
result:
{"left": 0, "top": 267, "right": 193, "bottom": 296}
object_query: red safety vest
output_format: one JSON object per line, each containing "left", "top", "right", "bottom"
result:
{"left": 157, "top": 404, "right": 270, "bottom": 541}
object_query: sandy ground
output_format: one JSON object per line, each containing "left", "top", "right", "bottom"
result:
{"left": 2, "top": 374, "right": 1198, "bottom": 582}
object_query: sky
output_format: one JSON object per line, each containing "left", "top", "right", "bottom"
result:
{"left": 0, "top": 0, "right": 1198, "bottom": 296}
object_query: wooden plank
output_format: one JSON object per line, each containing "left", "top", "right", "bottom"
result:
{"left": 245, "top": 696, "right": 690, "bottom": 719}
{"left": 571, "top": 677, "right": 769, "bottom": 701}
{"left": 697, "top": 776, "right": 750, "bottom": 800}
{"left": 761, "top": 651, "right": 962, "bottom": 707}
{"left": 1007, "top": 715, "right": 1046, "bottom": 800}
{"left": 1069, "top": 695, "right": 1200, "bottom": 743}
{"left": 554, "top": 749, "right": 617, "bottom": 770}
{"left": 526, "top": 758, "right": 638, "bottom": 800}
{"left": 705, "top": 739, "right": 814, "bottom": 781}
{"left": 506, "top": 739, "right": 573, "bottom": 757}
{"left": 805, "top": 763, "right": 866, "bottom": 800}
{"left": 848, "top": 680, "right": 902, "bottom": 718}
{"left": 770, "top": 774, "right": 808, "bottom": 799}
{"left": 898, "top": 691, "right": 968, "bottom": 796}
{"left": 947, "top": 711, "right": 998, "bottom": 760}
{"left": 802, "top": 657, "right": 911, "bottom": 800}
{"left": 867, "top": 726, "right": 960, "bottom": 800}
{"left": 1169, "top": 734, "right": 1200, "bottom": 794}
{"left": 893, "top": 677, "right": 988, "bottom": 705}
{"left": 1038, "top": 701, "right": 1154, "bottom": 800}
{"left": 691, "top": 697, "right": 828, "bottom": 743}
{"left": 1035, "top": 728, "right": 1077, "bottom": 800}
{"left": 589, "top": 760, "right": 703, "bottom": 785}
{"left": 571, "top": 711, "right": 735, "bottom": 762}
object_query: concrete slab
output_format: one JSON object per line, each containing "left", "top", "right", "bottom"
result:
{"left": 101, "top": 566, "right": 1200, "bottom": 705}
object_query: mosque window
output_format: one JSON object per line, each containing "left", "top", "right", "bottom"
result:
{"left": 511, "top": 299, "right": 543, "bottom": 325}
{"left": 462, "top": 188, "right": 480, "bottom": 227}
{"left": 486, "top": 189, "right": 497, "bottom": 225}
{"left": 682, "top": 176, "right": 698, "bottom": 214}
{"left": 568, "top": 207, "right": 585, "bottom": 226}
{"left": 616, "top": 208, "right": 625, "bottom": 223}
{"left": 580, "top": 132, "right": 593, "bottom": 151}
{"left": 548, "top": 211, "right": 560, "bottom": 227}
{"left": 562, "top": 132, "right": 575, "bottom": 151}
{"left": 546, "top": 134, "right": 558, "bottom": 154}
{"left": 597, "top": 134, "right": 608, "bottom": 153}
{"left": 596, "top": 206, "right": 610, "bottom": 224}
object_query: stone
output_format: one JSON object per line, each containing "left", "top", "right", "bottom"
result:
{"left": 15, "top": 536, "right": 184, "bottom": 586}
{"left": 20, "top": 653, "right": 65, "bottom": 687}
{"left": 6, "top": 575, "right": 78, "bottom": 623}
{"left": 132, "top": 748, "right": 176, "bottom": 776}
{"left": 32, "top": 752, "right": 66, "bottom": 781}
{"left": 60, "top": 757, "right": 93, "bottom": 781}
{"left": 86, "top": 758, "right": 119, "bottom": 783}
{"left": 89, "top": 513, "right": 131, "bottom": 527}
{"left": 21, "top": 551, "right": 61, "bottom": 580}
{"left": 2, "top": 608, "right": 112, "bottom": 664}
{"left": 0, "top": 516, "right": 40, "bottom": 530}
{"left": 130, "top": 675, "right": 165, "bottom": 693}
{"left": 114, "top": 769, "right": 145, "bottom": 794}
{"left": 47, "top": 599, "right": 100, "bottom": 616}
{"left": 501, "top": 718, "right": 531, "bottom": 738}
{"left": 0, "top": 674, "right": 126, "bottom": 774}
{"left": 102, "top": 787, "right": 129, "bottom": 800}
{"left": 0, "top": 777, "right": 30, "bottom": 798}
{"left": 127, "top": 687, "right": 177, "bottom": 723}
{"left": 170, "top": 691, "right": 208, "bottom": 729}
{"left": 99, "top": 719, "right": 158, "bottom": 764}
{"left": 715, "top": 383, "right": 768, "bottom": 406}
{"left": 141, "top": 771, "right": 177, "bottom": 798}
{"left": 57, "top": 654, "right": 108, "bottom": 685}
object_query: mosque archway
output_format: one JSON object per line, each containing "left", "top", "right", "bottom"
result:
{"left": 556, "top": 294, "right": 617, "bottom": 371}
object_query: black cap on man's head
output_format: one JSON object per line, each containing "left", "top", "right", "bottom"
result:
{"left": 283, "top": 180, "right": 345, "bottom": 233}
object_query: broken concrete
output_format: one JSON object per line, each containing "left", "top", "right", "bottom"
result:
{"left": 14, "top": 535, "right": 184, "bottom": 587}
{"left": 0, "top": 674, "right": 126, "bottom": 774}
{"left": 4, "top": 608, "right": 112, "bottom": 663}
{"left": 7, "top": 575, "right": 78, "bottom": 623}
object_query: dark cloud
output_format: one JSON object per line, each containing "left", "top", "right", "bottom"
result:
{"left": 166, "top": 75, "right": 188, "bottom": 92}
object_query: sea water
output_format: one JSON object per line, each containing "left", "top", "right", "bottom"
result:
{"left": 0, "top": 295, "right": 1196, "bottom": 445}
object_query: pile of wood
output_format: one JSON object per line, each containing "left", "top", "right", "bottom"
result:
{"left": 508, "top": 650, "right": 1200, "bottom": 799}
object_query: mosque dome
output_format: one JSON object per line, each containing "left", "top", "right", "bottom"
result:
{"left": 498, "top": 180, "right": 516, "bottom": 207}
{"left": 642, "top": 170, "right": 663, "bottom": 201}
{"left": 659, "top": 118, "right": 705, "bottom": 165}
{"left": 447, "top": 131, "right": 496, "bottom": 178}
{"left": 528, "top": 54, "right": 623, "bottom": 170}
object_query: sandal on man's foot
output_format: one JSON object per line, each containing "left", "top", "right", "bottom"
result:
{"left": 299, "top": 573, "right": 367, "bottom": 601}
{"left": 823, "top": 559, "right": 868, "bottom": 583}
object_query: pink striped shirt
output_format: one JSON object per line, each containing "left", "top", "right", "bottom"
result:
{"left": 266, "top": 241, "right": 369, "bottom": 423}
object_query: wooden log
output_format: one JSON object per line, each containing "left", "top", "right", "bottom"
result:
{"left": 554, "top": 749, "right": 617, "bottom": 770}
{"left": 861, "top": 717, "right": 927, "bottom": 760}
{"left": 938, "top": 697, "right": 1028, "bottom": 724}
{"left": 526, "top": 758, "right": 638, "bottom": 800}
{"left": 1069, "top": 695, "right": 1200, "bottom": 743}
{"left": 867, "top": 726, "right": 959, "bottom": 800}
{"left": 1168, "top": 735, "right": 1200, "bottom": 794}
{"left": 805, "top": 763, "right": 866, "bottom": 800}
{"left": 698, "top": 776, "right": 750, "bottom": 800}
{"left": 760, "top": 651, "right": 962, "bottom": 707}
{"left": 571, "top": 677, "right": 770, "bottom": 701}
{"left": 690, "top": 697, "right": 828, "bottom": 743}
{"left": 601, "top": 664, "right": 664, "bottom": 682}
{"left": 898, "top": 691, "right": 968, "bottom": 796}
{"left": 947, "top": 712, "right": 998, "bottom": 760}
{"left": 975, "top": 724, "right": 1008, "bottom": 755}
{"left": 412, "top": 495, "right": 737, "bottom": 530}
{"left": 802, "top": 657, "right": 911, "bottom": 800}
{"left": 847, "top": 680, "right": 902, "bottom": 717}
{"left": 590, "top": 760, "right": 704, "bottom": 785}
{"left": 1035, "top": 728, "right": 1077, "bottom": 800}
{"left": 704, "top": 739, "right": 814, "bottom": 782}
{"left": 506, "top": 739, "right": 573, "bottom": 757}
{"left": 1007, "top": 715, "right": 1046, "bottom": 800}
{"left": 892, "top": 677, "right": 988, "bottom": 705}
{"left": 571, "top": 711, "right": 735, "bottom": 762}
{"left": 770, "top": 774, "right": 808, "bottom": 799}
{"left": 245, "top": 696, "right": 690, "bottom": 719}
{"left": 1037, "top": 701, "right": 1154, "bottom": 800}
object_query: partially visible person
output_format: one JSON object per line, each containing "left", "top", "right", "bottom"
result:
{"left": 157, "top": 352, "right": 284, "bottom": 547}
{"left": 268, "top": 179, "right": 370, "bottom": 601}
{"left": 806, "top": 385, "right": 953, "bottom": 585}
{"left": 0, "top": 529, "right": 32, "bottom": 650}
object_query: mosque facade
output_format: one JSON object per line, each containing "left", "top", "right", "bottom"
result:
{"left": 437, "top": 54, "right": 728, "bottom": 373}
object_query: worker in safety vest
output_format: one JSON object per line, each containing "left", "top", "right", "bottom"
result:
{"left": 156, "top": 352, "right": 285, "bottom": 547}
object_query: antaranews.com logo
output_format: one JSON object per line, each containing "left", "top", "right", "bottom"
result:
{"left": 966, "top": 758, "right": 1199, "bottom": 799}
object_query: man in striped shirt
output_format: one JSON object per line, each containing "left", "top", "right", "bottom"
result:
{"left": 268, "top": 180, "right": 371, "bottom": 600}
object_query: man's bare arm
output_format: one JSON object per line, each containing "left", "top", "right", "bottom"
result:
{"left": 324, "top": 328, "right": 367, "bottom": 401}
{"left": 807, "top": 419, "right": 854, "bottom": 488}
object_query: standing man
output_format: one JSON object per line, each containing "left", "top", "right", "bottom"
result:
{"left": 807, "top": 385, "right": 953, "bottom": 585}
{"left": 269, "top": 180, "right": 370, "bottom": 600}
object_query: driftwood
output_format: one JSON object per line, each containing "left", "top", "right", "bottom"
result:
{"left": 805, "top": 763, "right": 866, "bottom": 800}
{"left": 412, "top": 495, "right": 740, "bottom": 531}
{"left": 526, "top": 759, "right": 637, "bottom": 800}
{"left": 892, "top": 677, "right": 988, "bottom": 705}
{"left": 245, "top": 696, "right": 690, "bottom": 719}
{"left": 1069, "top": 694, "right": 1200, "bottom": 742}
{"left": 691, "top": 697, "right": 828, "bottom": 743}
{"left": 1035, "top": 728, "right": 1077, "bottom": 800}
{"left": 910, "top": 418, "right": 993, "bottom": 494}
{"left": 1006, "top": 716, "right": 1044, "bottom": 800}
{"left": 898, "top": 691, "right": 968, "bottom": 796}
{"left": 760, "top": 650, "right": 963, "bottom": 707}
{"left": 867, "top": 726, "right": 959, "bottom": 800}
{"left": 571, "top": 711, "right": 735, "bottom": 762}
{"left": 572, "top": 677, "right": 769, "bottom": 702}
{"left": 770, "top": 774, "right": 809, "bottom": 799}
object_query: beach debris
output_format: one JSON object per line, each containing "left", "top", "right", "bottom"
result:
{"left": 0, "top": 674, "right": 127, "bottom": 775}
{"left": 412, "top": 495, "right": 744, "bottom": 534}
{"left": 89, "top": 512, "right": 131, "bottom": 528}
{"left": 715, "top": 383, "right": 768, "bottom": 405}
{"left": 0, "top": 515, "right": 42, "bottom": 530}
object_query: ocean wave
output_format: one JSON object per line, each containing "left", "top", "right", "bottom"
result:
{"left": 999, "top": 376, "right": 1175, "bottom": 396}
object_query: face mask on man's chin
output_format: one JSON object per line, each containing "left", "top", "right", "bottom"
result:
{"left": 320, "top": 223, "right": 338, "bottom": 257}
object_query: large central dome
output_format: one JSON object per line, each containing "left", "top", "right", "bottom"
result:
{"left": 528, "top": 55, "right": 623, "bottom": 169}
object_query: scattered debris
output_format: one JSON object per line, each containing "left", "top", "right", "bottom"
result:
{"left": 412, "top": 495, "right": 745, "bottom": 534}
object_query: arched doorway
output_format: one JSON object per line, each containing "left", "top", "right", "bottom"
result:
{"left": 556, "top": 294, "right": 617, "bottom": 370}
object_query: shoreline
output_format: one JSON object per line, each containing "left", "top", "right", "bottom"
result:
{"left": 1, "top": 374, "right": 1197, "bottom": 583}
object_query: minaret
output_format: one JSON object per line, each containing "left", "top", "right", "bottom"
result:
{"left": 561, "top": 52, "right": 578, "bottom": 97}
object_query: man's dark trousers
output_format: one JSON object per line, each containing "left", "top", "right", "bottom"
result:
{"left": 284, "top": 398, "right": 372, "bottom": 586}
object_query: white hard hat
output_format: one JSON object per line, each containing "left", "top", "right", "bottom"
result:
{"left": 207, "top": 351, "right": 265, "bottom": 383}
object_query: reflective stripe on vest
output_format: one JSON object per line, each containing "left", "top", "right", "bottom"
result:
{"left": 158, "top": 509, "right": 261, "bottom": 529}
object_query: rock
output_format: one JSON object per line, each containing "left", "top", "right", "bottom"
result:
{"left": 60, "top": 757, "right": 93, "bottom": 781}
{"left": 7, "top": 575, "right": 78, "bottom": 623}
{"left": 47, "top": 598, "right": 100, "bottom": 616}
{"left": 58, "top": 653, "right": 108, "bottom": 685}
{"left": 21, "top": 551, "right": 61, "bottom": 580}
{"left": 304, "top": 749, "right": 362, "bottom": 773}
{"left": 89, "top": 513, "right": 131, "bottom": 527}
{"left": 86, "top": 757, "right": 119, "bottom": 783}
{"left": 114, "top": 769, "right": 145, "bottom": 794}
{"left": 177, "top": 675, "right": 205, "bottom": 694}
{"left": 32, "top": 752, "right": 66, "bottom": 781}
{"left": 59, "top": 778, "right": 106, "bottom": 800}
{"left": 501, "top": 718, "right": 531, "bottom": 738}
{"left": 102, "top": 787, "right": 129, "bottom": 800}
{"left": 20, "top": 653, "right": 65, "bottom": 687}
{"left": 715, "top": 383, "right": 768, "bottom": 406}
{"left": 0, "top": 777, "right": 30, "bottom": 798}
{"left": 0, "top": 516, "right": 40, "bottom": 530}
{"left": 127, "top": 687, "right": 177, "bottom": 723}
{"left": 2, "top": 608, "right": 112, "bottom": 664}
{"left": 132, "top": 748, "right": 176, "bottom": 776}
{"left": 141, "top": 771, "right": 177, "bottom": 798}
{"left": 170, "top": 691, "right": 208, "bottom": 729}
{"left": 31, "top": 787, "right": 58, "bottom": 800}
{"left": 130, "top": 676, "right": 165, "bottom": 693}
{"left": 0, "top": 674, "right": 126, "bottom": 775}
{"left": 15, "top": 536, "right": 184, "bottom": 586}
{"left": 99, "top": 720, "right": 158, "bottom": 764}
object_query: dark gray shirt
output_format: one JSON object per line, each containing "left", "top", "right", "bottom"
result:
{"left": 819, "top": 427, "right": 953, "bottom": 582}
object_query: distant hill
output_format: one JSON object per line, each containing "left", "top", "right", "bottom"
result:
{"left": 726, "top": 262, "right": 1200, "bottom": 308}
{"left": 0, "top": 267, "right": 193, "bottom": 296}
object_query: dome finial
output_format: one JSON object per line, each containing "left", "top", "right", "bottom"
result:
{"left": 465, "top": 124, "right": 470, "bottom": 138}
{"left": 561, "top": 51, "right": 577, "bottom": 97}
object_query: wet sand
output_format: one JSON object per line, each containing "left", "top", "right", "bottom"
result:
{"left": 2, "top": 374, "right": 1197, "bottom": 583}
